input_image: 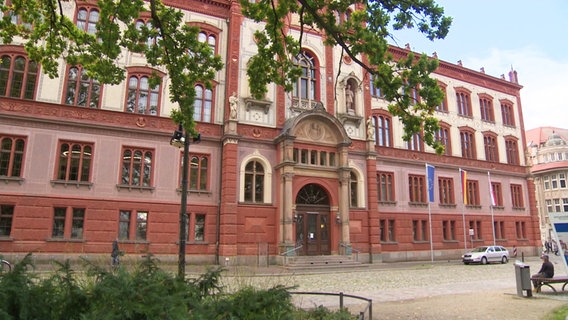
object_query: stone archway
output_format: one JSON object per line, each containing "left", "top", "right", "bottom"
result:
{"left": 295, "top": 183, "right": 331, "bottom": 256}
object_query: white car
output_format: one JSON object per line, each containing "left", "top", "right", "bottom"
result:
{"left": 462, "top": 245, "right": 509, "bottom": 265}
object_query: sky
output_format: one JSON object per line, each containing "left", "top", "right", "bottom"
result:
{"left": 389, "top": 1, "right": 568, "bottom": 131}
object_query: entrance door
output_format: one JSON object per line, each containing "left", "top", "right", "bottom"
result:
{"left": 295, "top": 183, "right": 331, "bottom": 256}
{"left": 297, "top": 212, "right": 330, "bottom": 255}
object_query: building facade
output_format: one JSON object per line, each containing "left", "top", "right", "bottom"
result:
{"left": 0, "top": 0, "right": 541, "bottom": 265}
{"left": 526, "top": 127, "right": 568, "bottom": 246}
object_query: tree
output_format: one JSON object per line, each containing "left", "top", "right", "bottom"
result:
{"left": 1, "top": 0, "right": 450, "bottom": 153}
{"left": 241, "top": 0, "right": 451, "bottom": 153}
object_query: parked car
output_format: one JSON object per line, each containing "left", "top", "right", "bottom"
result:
{"left": 462, "top": 246, "right": 509, "bottom": 265}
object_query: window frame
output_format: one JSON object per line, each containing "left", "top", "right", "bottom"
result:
{"left": 505, "top": 137, "right": 519, "bottom": 165}
{"left": 74, "top": 4, "right": 99, "bottom": 35}
{"left": 408, "top": 174, "right": 426, "bottom": 204}
{"left": 478, "top": 94, "right": 494, "bottom": 122}
{"left": 500, "top": 99, "right": 516, "bottom": 127}
{"left": 371, "top": 112, "right": 392, "bottom": 147}
{"left": 435, "top": 82, "right": 448, "bottom": 112}
{"left": 455, "top": 87, "right": 472, "bottom": 117}
{"left": 483, "top": 132, "right": 499, "bottom": 163}
{"left": 435, "top": 122, "right": 451, "bottom": 155}
{"left": 51, "top": 207, "right": 85, "bottom": 240}
{"left": 511, "top": 184, "right": 524, "bottom": 209}
{"left": 379, "top": 219, "right": 396, "bottom": 242}
{"left": 193, "top": 83, "right": 215, "bottom": 123}
{"left": 460, "top": 128, "right": 476, "bottom": 159}
{"left": 0, "top": 48, "right": 39, "bottom": 100}
{"left": 292, "top": 50, "right": 320, "bottom": 101}
{"left": 0, "top": 204, "right": 15, "bottom": 237}
{"left": 55, "top": 140, "right": 93, "bottom": 183}
{"left": 377, "top": 171, "right": 395, "bottom": 202}
{"left": 0, "top": 135, "right": 26, "bottom": 178}
{"left": 438, "top": 177, "right": 455, "bottom": 205}
{"left": 442, "top": 220, "right": 456, "bottom": 241}
{"left": 187, "top": 153, "right": 210, "bottom": 192}
{"left": 119, "top": 146, "right": 154, "bottom": 188}
{"left": 118, "top": 210, "right": 148, "bottom": 242}
{"left": 62, "top": 65, "right": 102, "bottom": 108}
{"left": 124, "top": 67, "right": 163, "bottom": 116}
{"left": 466, "top": 180, "right": 480, "bottom": 206}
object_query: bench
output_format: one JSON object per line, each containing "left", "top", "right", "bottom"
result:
{"left": 530, "top": 276, "right": 568, "bottom": 293}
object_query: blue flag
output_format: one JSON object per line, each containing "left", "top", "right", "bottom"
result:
{"left": 426, "top": 164, "right": 435, "bottom": 202}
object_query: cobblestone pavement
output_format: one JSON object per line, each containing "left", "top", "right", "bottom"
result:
{"left": 212, "top": 254, "right": 568, "bottom": 319}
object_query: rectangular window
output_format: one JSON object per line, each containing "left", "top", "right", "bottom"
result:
{"left": 194, "top": 214, "right": 205, "bottom": 241}
{"left": 52, "top": 207, "right": 66, "bottom": 238}
{"left": 379, "top": 219, "right": 395, "bottom": 242}
{"left": 466, "top": 180, "right": 480, "bottom": 206}
{"left": 442, "top": 220, "right": 456, "bottom": 241}
{"left": 551, "top": 174, "right": 558, "bottom": 189}
{"left": 469, "top": 220, "right": 482, "bottom": 240}
{"left": 52, "top": 207, "right": 85, "bottom": 239}
{"left": 494, "top": 221, "right": 506, "bottom": 240}
{"left": 491, "top": 182, "right": 503, "bottom": 207}
{"left": 0, "top": 204, "right": 14, "bottom": 236}
{"left": 377, "top": 171, "right": 395, "bottom": 202}
{"left": 546, "top": 199, "right": 553, "bottom": 213}
{"left": 413, "top": 219, "right": 428, "bottom": 241}
{"left": 554, "top": 199, "right": 561, "bottom": 212}
{"left": 510, "top": 184, "right": 524, "bottom": 209}
{"left": 0, "top": 135, "right": 26, "bottom": 178}
{"left": 563, "top": 198, "right": 568, "bottom": 212}
{"left": 121, "top": 147, "right": 153, "bottom": 187}
{"left": 438, "top": 177, "right": 454, "bottom": 205}
{"left": 56, "top": 141, "right": 93, "bottom": 182}
{"left": 516, "top": 221, "right": 526, "bottom": 239}
{"left": 119, "top": 210, "right": 148, "bottom": 241}
{"left": 544, "top": 176, "right": 550, "bottom": 190}
{"left": 408, "top": 175, "right": 426, "bottom": 203}
{"left": 560, "top": 173, "right": 567, "bottom": 188}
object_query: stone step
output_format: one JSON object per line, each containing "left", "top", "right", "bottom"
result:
{"left": 284, "top": 255, "right": 368, "bottom": 271}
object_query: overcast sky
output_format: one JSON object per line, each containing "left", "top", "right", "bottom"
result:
{"left": 389, "top": 0, "right": 568, "bottom": 131}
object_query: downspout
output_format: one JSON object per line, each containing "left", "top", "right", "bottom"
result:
{"left": 215, "top": 135, "right": 224, "bottom": 265}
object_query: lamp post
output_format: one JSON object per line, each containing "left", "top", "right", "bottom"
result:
{"left": 170, "top": 124, "right": 200, "bottom": 279}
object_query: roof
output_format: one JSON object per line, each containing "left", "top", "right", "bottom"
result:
{"left": 526, "top": 127, "right": 568, "bottom": 147}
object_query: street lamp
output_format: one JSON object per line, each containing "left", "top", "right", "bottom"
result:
{"left": 170, "top": 124, "right": 200, "bottom": 279}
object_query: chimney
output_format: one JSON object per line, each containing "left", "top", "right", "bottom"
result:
{"left": 508, "top": 68, "right": 519, "bottom": 84}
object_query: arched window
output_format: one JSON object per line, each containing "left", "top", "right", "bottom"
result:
{"left": 121, "top": 147, "right": 153, "bottom": 187}
{"left": 483, "top": 132, "right": 499, "bottom": 162}
{"left": 455, "top": 88, "right": 472, "bottom": 117}
{"left": 244, "top": 160, "right": 264, "bottom": 203}
{"left": 505, "top": 137, "right": 519, "bottom": 165}
{"left": 436, "top": 82, "right": 448, "bottom": 112}
{"left": 57, "top": 141, "right": 92, "bottom": 182}
{"left": 0, "top": 53, "right": 38, "bottom": 100}
{"left": 189, "top": 154, "right": 209, "bottom": 191}
{"left": 125, "top": 72, "right": 161, "bottom": 115}
{"left": 435, "top": 123, "right": 451, "bottom": 155}
{"left": 0, "top": 136, "right": 25, "bottom": 178}
{"left": 371, "top": 113, "right": 392, "bottom": 147}
{"left": 500, "top": 100, "right": 516, "bottom": 127}
{"left": 75, "top": 6, "right": 99, "bottom": 34}
{"left": 460, "top": 128, "right": 476, "bottom": 159}
{"left": 194, "top": 84, "right": 213, "bottom": 123}
{"left": 293, "top": 51, "right": 317, "bottom": 100}
{"left": 198, "top": 31, "right": 217, "bottom": 54}
{"left": 479, "top": 94, "right": 494, "bottom": 122}
{"left": 63, "top": 65, "right": 101, "bottom": 108}
{"left": 136, "top": 18, "right": 161, "bottom": 48}
{"left": 350, "top": 171, "right": 358, "bottom": 207}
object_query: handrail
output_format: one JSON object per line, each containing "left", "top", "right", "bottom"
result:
{"left": 290, "top": 291, "right": 372, "bottom": 320}
{"left": 280, "top": 244, "right": 303, "bottom": 256}
{"left": 339, "top": 242, "right": 360, "bottom": 261}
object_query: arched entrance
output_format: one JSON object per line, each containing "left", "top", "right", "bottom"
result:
{"left": 295, "top": 183, "right": 331, "bottom": 256}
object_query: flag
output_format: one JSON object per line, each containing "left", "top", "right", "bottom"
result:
{"left": 488, "top": 172, "right": 496, "bottom": 206}
{"left": 460, "top": 168, "right": 468, "bottom": 205}
{"left": 426, "top": 164, "right": 435, "bottom": 203}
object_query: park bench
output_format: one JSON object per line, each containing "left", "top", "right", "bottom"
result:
{"left": 530, "top": 275, "right": 568, "bottom": 293}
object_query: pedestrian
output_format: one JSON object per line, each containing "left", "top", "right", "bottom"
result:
{"left": 553, "top": 241, "right": 559, "bottom": 256}
{"left": 532, "top": 254, "right": 554, "bottom": 293}
{"left": 111, "top": 240, "right": 120, "bottom": 267}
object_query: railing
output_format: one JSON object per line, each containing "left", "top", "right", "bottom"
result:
{"left": 280, "top": 245, "right": 303, "bottom": 265}
{"left": 290, "top": 291, "right": 372, "bottom": 320}
{"left": 339, "top": 242, "right": 360, "bottom": 262}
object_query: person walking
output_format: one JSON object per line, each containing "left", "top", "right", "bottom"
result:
{"left": 111, "top": 240, "right": 120, "bottom": 267}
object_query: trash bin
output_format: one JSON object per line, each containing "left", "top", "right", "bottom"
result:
{"left": 514, "top": 262, "right": 532, "bottom": 297}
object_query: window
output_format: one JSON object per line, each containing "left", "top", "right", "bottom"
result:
{"left": 193, "top": 214, "right": 205, "bottom": 241}
{"left": 371, "top": 113, "right": 392, "bottom": 147}
{"left": 63, "top": 65, "right": 101, "bottom": 108}
{"left": 479, "top": 95, "right": 494, "bottom": 122}
{"left": 118, "top": 210, "right": 148, "bottom": 241}
{"left": 194, "top": 84, "right": 213, "bottom": 122}
{"left": 554, "top": 199, "right": 561, "bottom": 212}
{"left": 438, "top": 177, "right": 455, "bottom": 205}
{"left": 500, "top": 100, "right": 515, "bottom": 127}
{"left": 460, "top": 129, "right": 476, "bottom": 159}
{"left": 563, "top": 198, "right": 568, "bottom": 212}
{"left": 0, "top": 135, "right": 25, "bottom": 178}
{"left": 349, "top": 171, "right": 358, "bottom": 207}
{"left": 377, "top": 171, "right": 395, "bottom": 202}
{"left": 370, "top": 75, "right": 384, "bottom": 99}
{"left": 466, "top": 180, "right": 480, "bottom": 206}
{"left": 505, "top": 137, "right": 519, "bottom": 165}
{"left": 436, "top": 82, "right": 448, "bottom": 112}
{"left": 455, "top": 89, "right": 472, "bottom": 117}
{"left": 442, "top": 220, "right": 456, "bottom": 241}
{"left": 56, "top": 141, "right": 92, "bottom": 182}
{"left": 293, "top": 51, "right": 318, "bottom": 100}
{"left": 0, "top": 52, "right": 38, "bottom": 99}
{"left": 435, "top": 123, "right": 451, "bottom": 155}
{"left": 491, "top": 182, "right": 503, "bottom": 207}
{"left": 379, "top": 219, "right": 395, "bottom": 242}
{"left": 135, "top": 18, "right": 161, "bottom": 48}
{"left": 51, "top": 207, "right": 85, "bottom": 239}
{"left": 551, "top": 174, "right": 558, "bottom": 189}
{"left": 0, "top": 204, "right": 14, "bottom": 236}
{"left": 5, "top": 0, "right": 33, "bottom": 29}
{"left": 412, "top": 219, "right": 428, "bottom": 241}
{"left": 125, "top": 70, "right": 161, "bottom": 115}
{"left": 511, "top": 184, "right": 524, "bottom": 209}
{"left": 198, "top": 30, "right": 217, "bottom": 54}
{"left": 483, "top": 133, "right": 499, "bottom": 162}
{"left": 546, "top": 199, "right": 553, "bottom": 213}
{"left": 544, "top": 176, "right": 550, "bottom": 190}
{"left": 494, "top": 221, "right": 505, "bottom": 240}
{"left": 515, "top": 221, "right": 526, "bottom": 239}
{"left": 469, "top": 220, "right": 482, "bottom": 240}
{"left": 188, "top": 154, "right": 209, "bottom": 191}
{"left": 120, "top": 147, "right": 153, "bottom": 187}
{"left": 561, "top": 174, "right": 567, "bottom": 188}
{"left": 408, "top": 174, "right": 426, "bottom": 203}
{"left": 244, "top": 160, "right": 264, "bottom": 203}
{"left": 406, "top": 133, "right": 423, "bottom": 152}
{"left": 75, "top": 6, "right": 99, "bottom": 34}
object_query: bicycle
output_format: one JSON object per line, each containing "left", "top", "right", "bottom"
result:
{"left": 1, "top": 258, "right": 12, "bottom": 272}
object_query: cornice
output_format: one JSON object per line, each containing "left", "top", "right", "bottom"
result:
{"left": 164, "top": 0, "right": 231, "bottom": 19}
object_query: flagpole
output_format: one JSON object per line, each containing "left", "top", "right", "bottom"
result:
{"left": 488, "top": 172, "right": 496, "bottom": 246}
{"left": 426, "top": 164, "right": 435, "bottom": 262}
{"left": 460, "top": 168, "right": 467, "bottom": 250}
{"left": 429, "top": 202, "right": 434, "bottom": 262}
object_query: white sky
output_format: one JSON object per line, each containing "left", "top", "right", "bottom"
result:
{"left": 389, "top": 0, "right": 568, "bottom": 131}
